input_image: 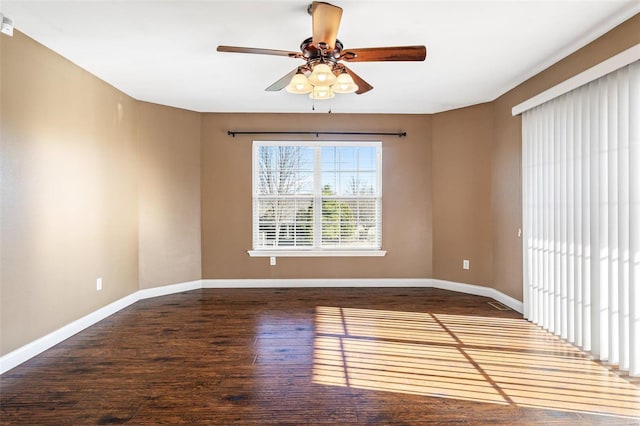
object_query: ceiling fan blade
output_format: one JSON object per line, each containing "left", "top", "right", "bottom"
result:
{"left": 311, "top": 1, "right": 343, "bottom": 50}
{"left": 343, "top": 66, "right": 373, "bottom": 95}
{"left": 265, "top": 67, "right": 299, "bottom": 91}
{"left": 341, "top": 45, "right": 427, "bottom": 62}
{"left": 217, "top": 45, "right": 301, "bottom": 58}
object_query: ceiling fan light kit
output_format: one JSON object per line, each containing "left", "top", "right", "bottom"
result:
{"left": 310, "top": 85, "right": 335, "bottom": 100}
{"left": 307, "top": 62, "right": 337, "bottom": 86}
{"left": 332, "top": 70, "right": 358, "bottom": 94}
{"left": 217, "top": 1, "right": 427, "bottom": 102}
{"left": 286, "top": 69, "right": 313, "bottom": 94}
{"left": 287, "top": 61, "right": 358, "bottom": 99}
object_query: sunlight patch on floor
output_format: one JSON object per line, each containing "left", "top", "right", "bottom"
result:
{"left": 312, "top": 307, "right": 640, "bottom": 419}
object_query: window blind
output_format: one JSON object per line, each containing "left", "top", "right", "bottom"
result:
{"left": 522, "top": 60, "right": 640, "bottom": 375}
{"left": 252, "top": 141, "right": 382, "bottom": 251}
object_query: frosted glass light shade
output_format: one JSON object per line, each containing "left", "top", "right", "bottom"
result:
{"left": 309, "top": 85, "right": 335, "bottom": 100}
{"left": 286, "top": 73, "right": 312, "bottom": 94}
{"left": 331, "top": 72, "right": 358, "bottom": 94}
{"left": 308, "top": 63, "right": 337, "bottom": 86}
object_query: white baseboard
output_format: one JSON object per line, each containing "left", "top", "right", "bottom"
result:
{"left": 202, "top": 278, "right": 524, "bottom": 313}
{"left": 1, "top": 277, "right": 521, "bottom": 375}
{"left": 137, "top": 280, "right": 202, "bottom": 300}
{"left": 0, "top": 292, "right": 139, "bottom": 375}
{"left": 429, "top": 279, "right": 523, "bottom": 313}
{"left": 201, "top": 278, "right": 433, "bottom": 288}
{"left": 0, "top": 279, "right": 205, "bottom": 375}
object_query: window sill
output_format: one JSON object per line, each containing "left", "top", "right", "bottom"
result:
{"left": 248, "top": 250, "right": 387, "bottom": 258}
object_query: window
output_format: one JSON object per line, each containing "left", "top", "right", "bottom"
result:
{"left": 250, "top": 141, "right": 383, "bottom": 256}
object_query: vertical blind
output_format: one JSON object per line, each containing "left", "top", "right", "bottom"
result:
{"left": 522, "top": 60, "right": 640, "bottom": 375}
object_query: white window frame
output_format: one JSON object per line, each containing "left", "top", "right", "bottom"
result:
{"left": 248, "top": 140, "right": 386, "bottom": 257}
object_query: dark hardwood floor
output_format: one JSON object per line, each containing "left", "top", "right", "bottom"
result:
{"left": 1, "top": 287, "right": 639, "bottom": 425}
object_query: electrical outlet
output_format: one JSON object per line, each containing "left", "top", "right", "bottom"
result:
{"left": 96, "top": 277, "right": 103, "bottom": 291}
{"left": 463, "top": 260, "right": 470, "bottom": 270}
{"left": 270, "top": 256, "right": 276, "bottom": 266}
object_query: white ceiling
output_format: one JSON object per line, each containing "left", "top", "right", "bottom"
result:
{"left": 2, "top": 1, "right": 638, "bottom": 114}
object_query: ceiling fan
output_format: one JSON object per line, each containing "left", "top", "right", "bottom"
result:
{"left": 217, "top": 1, "right": 427, "bottom": 99}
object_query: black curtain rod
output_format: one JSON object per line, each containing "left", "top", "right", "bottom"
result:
{"left": 227, "top": 130, "right": 406, "bottom": 138}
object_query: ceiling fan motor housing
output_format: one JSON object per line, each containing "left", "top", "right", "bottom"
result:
{"left": 300, "top": 37, "right": 344, "bottom": 73}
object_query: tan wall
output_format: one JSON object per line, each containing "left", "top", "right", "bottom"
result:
{"left": 136, "top": 102, "right": 202, "bottom": 289}
{"left": 491, "top": 13, "right": 640, "bottom": 300}
{"left": 201, "top": 113, "right": 433, "bottom": 279}
{"left": 0, "top": 32, "right": 205, "bottom": 356}
{"left": 432, "top": 104, "right": 493, "bottom": 286}
{"left": 0, "top": 32, "right": 139, "bottom": 355}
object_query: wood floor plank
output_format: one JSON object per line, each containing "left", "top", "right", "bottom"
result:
{"left": 1, "top": 287, "right": 638, "bottom": 425}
